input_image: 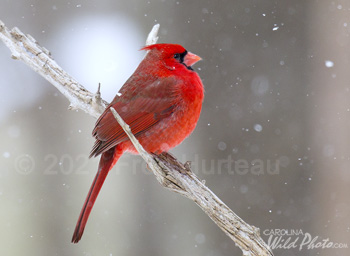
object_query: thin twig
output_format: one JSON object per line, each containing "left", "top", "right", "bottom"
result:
{"left": 0, "top": 20, "right": 273, "bottom": 256}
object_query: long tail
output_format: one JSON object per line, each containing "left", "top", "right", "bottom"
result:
{"left": 71, "top": 146, "right": 123, "bottom": 243}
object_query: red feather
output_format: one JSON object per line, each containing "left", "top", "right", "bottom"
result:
{"left": 72, "top": 44, "right": 204, "bottom": 243}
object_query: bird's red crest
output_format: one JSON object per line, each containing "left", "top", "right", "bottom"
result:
{"left": 141, "top": 43, "right": 186, "bottom": 54}
{"left": 72, "top": 42, "right": 204, "bottom": 243}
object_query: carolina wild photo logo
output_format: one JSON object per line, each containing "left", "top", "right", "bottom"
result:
{"left": 263, "top": 229, "right": 348, "bottom": 251}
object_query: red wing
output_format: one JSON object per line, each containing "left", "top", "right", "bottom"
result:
{"left": 90, "top": 77, "right": 181, "bottom": 157}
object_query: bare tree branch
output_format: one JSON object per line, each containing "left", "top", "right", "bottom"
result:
{"left": 0, "top": 20, "right": 107, "bottom": 118}
{"left": 110, "top": 108, "right": 273, "bottom": 256}
{"left": 0, "top": 20, "right": 273, "bottom": 256}
{"left": 145, "top": 24, "right": 160, "bottom": 49}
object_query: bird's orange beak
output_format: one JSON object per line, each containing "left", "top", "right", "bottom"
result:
{"left": 184, "top": 52, "right": 202, "bottom": 67}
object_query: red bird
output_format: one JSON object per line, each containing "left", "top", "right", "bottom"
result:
{"left": 71, "top": 43, "right": 204, "bottom": 243}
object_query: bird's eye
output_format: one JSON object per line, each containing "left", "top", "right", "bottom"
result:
{"left": 174, "top": 53, "right": 180, "bottom": 60}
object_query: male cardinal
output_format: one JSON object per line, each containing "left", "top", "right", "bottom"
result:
{"left": 71, "top": 43, "right": 204, "bottom": 243}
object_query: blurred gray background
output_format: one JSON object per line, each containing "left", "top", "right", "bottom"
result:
{"left": 1, "top": 0, "right": 349, "bottom": 255}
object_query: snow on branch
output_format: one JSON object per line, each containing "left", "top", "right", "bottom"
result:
{"left": 0, "top": 20, "right": 273, "bottom": 256}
